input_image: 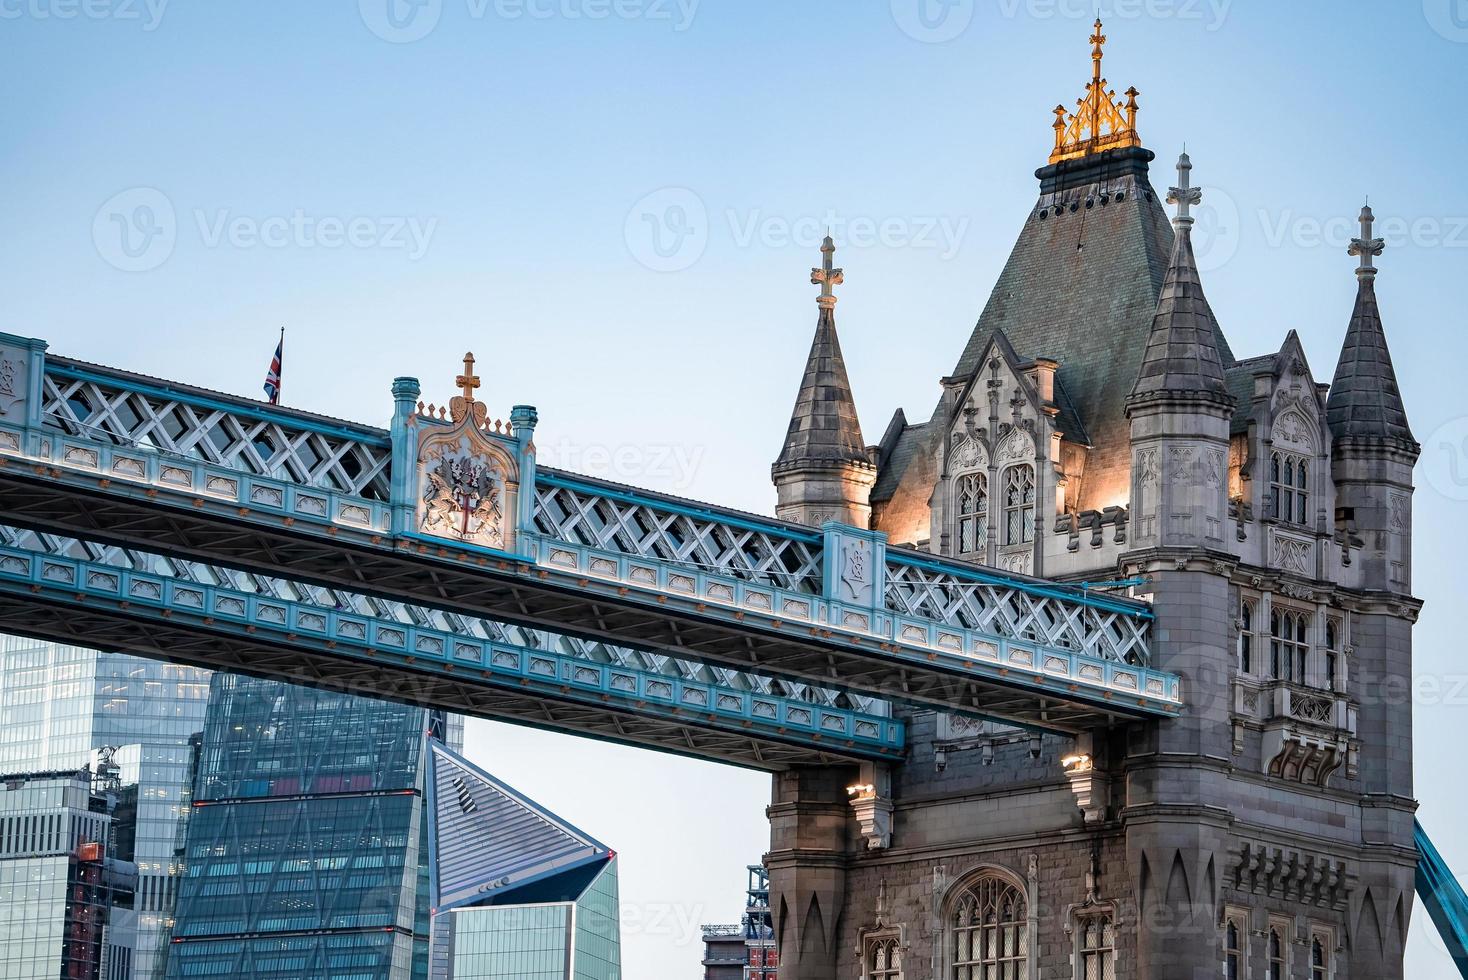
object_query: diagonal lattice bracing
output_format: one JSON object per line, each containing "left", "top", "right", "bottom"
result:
{"left": 533, "top": 473, "right": 824, "bottom": 594}
{"left": 41, "top": 360, "right": 392, "bottom": 500}
{"left": 884, "top": 557, "right": 1150, "bottom": 665}
{"left": 0, "top": 525, "right": 883, "bottom": 717}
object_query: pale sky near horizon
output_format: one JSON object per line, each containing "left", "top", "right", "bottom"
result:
{"left": 4, "top": 1, "right": 1468, "bottom": 976}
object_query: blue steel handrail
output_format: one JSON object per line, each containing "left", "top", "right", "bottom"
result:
{"left": 1417, "top": 818, "right": 1468, "bottom": 977}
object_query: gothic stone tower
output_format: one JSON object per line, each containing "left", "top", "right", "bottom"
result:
{"left": 767, "top": 22, "right": 1417, "bottom": 980}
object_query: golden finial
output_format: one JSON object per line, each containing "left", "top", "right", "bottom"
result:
{"left": 450, "top": 352, "right": 488, "bottom": 426}
{"left": 1048, "top": 18, "right": 1142, "bottom": 164}
{"left": 456, "top": 352, "right": 480, "bottom": 402}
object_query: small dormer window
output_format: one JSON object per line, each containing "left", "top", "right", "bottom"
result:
{"left": 1002, "top": 465, "right": 1036, "bottom": 546}
{"left": 957, "top": 473, "right": 988, "bottom": 555}
{"left": 1271, "top": 450, "right": 1311, "bottom": 526}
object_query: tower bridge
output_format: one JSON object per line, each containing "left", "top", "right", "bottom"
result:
{"left": 0, "top": 19, "right": 1460, "bottom": 980}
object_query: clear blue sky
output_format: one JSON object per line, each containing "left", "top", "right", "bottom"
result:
{"left": 3, "top": 1, "right": 1466, "bottom": 975}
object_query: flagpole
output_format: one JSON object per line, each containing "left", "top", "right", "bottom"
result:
{"left": 278, "top": 326, "right": 284, "bottom": 407}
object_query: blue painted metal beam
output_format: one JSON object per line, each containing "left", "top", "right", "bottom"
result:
{"left": 1417, "top": 819, "right": 1468, "bottom": 978}
{"left": 0, "top": 336, "right": 1180, "bottom": 730}
{"left": 0, "top": 538, "right": 905, "bottom": 769}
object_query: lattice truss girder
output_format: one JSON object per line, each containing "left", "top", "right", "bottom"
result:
{"left": 884, "top": 562, "right": 1149, "bottom": 665}
{"left": 0, "top": 525, "right": 878, "bottom": 716}
{"left": 0, "top": 591, "right": 843, "bottom": 771}
{"left": 0, "top": 472, "right": 1147, "bottom": 732}
{"left": 534, "top": 480, "right": 824, "bottom": 594}
{"left": 42, "top": 368, "right": 392, "bottom": 500}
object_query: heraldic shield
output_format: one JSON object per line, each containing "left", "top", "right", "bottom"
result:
{"left": 414, "top": 353, "right": 521, "bottom": 552}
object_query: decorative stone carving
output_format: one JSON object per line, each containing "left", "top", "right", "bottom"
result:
{"left": 415, "top": 353, "right": 520, "bottom": 551}
{"left": 1269, "top": 532, "right": 1311, "bottom": 575}
{"left": 0, "top": 346, "right": 27, "bottom": 418}
{"left": 996, "top": 426, "right": 1032, "bottom": 465}
{"left": 1233, "top": 842, "right": 1353, "bottom": 910}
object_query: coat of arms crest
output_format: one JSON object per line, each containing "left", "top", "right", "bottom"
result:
{"left": 414, "top": 352, "right": 522, "bottom": 552}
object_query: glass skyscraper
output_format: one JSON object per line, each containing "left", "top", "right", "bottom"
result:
{"left": 165, "top": 674, "right": 457, "bottom": 980}
{"left": 0, "top": 769, "right": 135, "bottom": 980}
{"left": 426, "top": 740, "right": 621, "bottom": 980}
{"left": 0, "top": 636, "right": 209, "bottom": 979}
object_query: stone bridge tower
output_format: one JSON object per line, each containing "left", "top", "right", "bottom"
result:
{"left": 767, "top": 22, "right": 1417, "bottom": 980}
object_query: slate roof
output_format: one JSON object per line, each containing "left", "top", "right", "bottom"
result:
{"left": 872, "top": 418, "right": 929, "bottom": 501}
{"left": 1325, "top": 277, "right": 1415, "bottom": 445}
{"left": 773, "top": 304, "right": 870, "bottom": 474}
{"left": 876, "top": 146, "right": 1233, "bottom": 515}
{"left": 1128, "top": 223, "right": 1232, "bottom": 404}
{"left": 1224, "top": 354, "right": 1275, "bottom": 434}
{"left": 427, "top": 740, "right": 611, "bottom": 913}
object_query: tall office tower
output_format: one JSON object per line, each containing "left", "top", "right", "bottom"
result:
{"left": 0, "top": 635, "right": 210, "bottom": 978}
{"left": 0, "top": 768, "right": 137, "bottom": 980}
{"left": 165, "top": 674, "right": 458, "bottom": 980}
{"left": 425, "top": 739, "right": 621, "bottom": 980}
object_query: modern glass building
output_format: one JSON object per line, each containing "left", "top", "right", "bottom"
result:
{"left": 426, "top": 740, "right": 621, "bottom": 980}
{"left": 165, "top": 674, "right": 458, "bottom": 980}
{"left": 0, "top": 768, "right": 137, "bottom": 980}
{"left": 0, "top": 635, "right": 210, "bottom": 978}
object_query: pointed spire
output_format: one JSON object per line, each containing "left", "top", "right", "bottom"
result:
{"left": 773, "top": 237, "right": 869, "bottom": 474}
{"left": 1326, "top": 203, "right": 1415, "bottom": 446}
{"left": 1127, "top": 152, "right": 1231, "bottom": 407}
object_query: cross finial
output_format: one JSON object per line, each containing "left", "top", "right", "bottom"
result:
{"left": 1166, "top": 150, "right": 1202, "bottom": 229}
{"left": 456, "top": 352, "right": 481, "bottom": 402}
{"left": 810, "top": 235, "right": 844, "bottom": 310}
{"left": 1090, "top": 18, "right": 1106, "bottom": 75}
{"left": 1348, "top": 202, "right": 1384, "bottom": 279}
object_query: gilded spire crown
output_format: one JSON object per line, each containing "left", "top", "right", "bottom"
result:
{"left": 1049, "top": 18, "right": 1142, "bottom": 164}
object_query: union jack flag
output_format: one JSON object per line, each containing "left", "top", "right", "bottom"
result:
{"left": 263, "top": 333, "right": 283, "bottom": 405}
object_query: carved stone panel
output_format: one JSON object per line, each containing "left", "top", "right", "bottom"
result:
{"left": 0, "top": 344, "right": 29, "bottom": 419}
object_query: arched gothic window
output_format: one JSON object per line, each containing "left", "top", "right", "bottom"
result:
{"left": 1267, "top": 927, "right": 1286, "bottom": 980}
{"left": 866, "top": 937, "right": 902, "bottom": 980}
{"left": 1002, "top": 465, "right": 1036, "bottom": 546}
{"left": 1311, "top": 935, "right": 1330, "bottom": 980}
{"left": 951, "top": 873, "right": 1029, "bottom": 979}
{"left": 1271, "top": 450, "right": 1311, "bottom": 525}
{"left": 1239, "top": 598, "right": 1257, "bottom": 675}
{"left": 957, "top": 472, "right": 988, "bottom": 555}
{"left": 1270, "top": 608, "right": 1311, "bottom": 686}
{"left": 1224, "top": 919, "right": 1244, "bottom": 980}
{"left": 1076, "top": 913, "right": 1114, "bottom": 979}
